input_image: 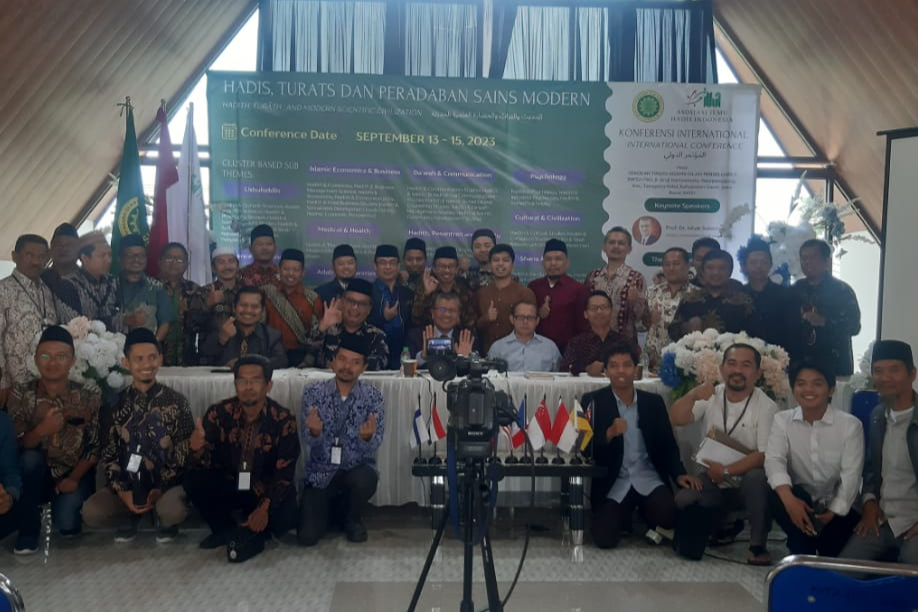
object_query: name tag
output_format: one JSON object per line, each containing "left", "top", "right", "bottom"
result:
{"left": 238, "top": 461, "right": 251, "bottom": 491}
{"left": 127, "top": 453, "right": 143, "bottom": 474}
{"left": 331, "top": 444, "right": 342, "bottom": 466}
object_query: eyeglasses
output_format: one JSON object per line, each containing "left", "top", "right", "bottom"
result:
{"left": 587, "top": 304, "right": 611, "bottom": 312}
{"left": 513, "top": 315, "right": 538, "bottom": 322}
{"left": 235, "top": 377, "right": 265, "bottom": 387}
{"left": 343, "top": 297, "right": 371, "bottom": 309}
{"left": 434, "top": 307, "right": 459, "bottom": 314}
{"left": 162, "top": 256, "right": 186, "bottom": 264}
{"left": 38, "top": 352, "right": 71, "bottom": 362}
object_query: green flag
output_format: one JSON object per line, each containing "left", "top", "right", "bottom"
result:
{"left": 111, "top": 103, "right": 148, "bottom": 274}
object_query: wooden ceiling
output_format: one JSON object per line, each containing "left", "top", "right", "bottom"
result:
{"left": 0, "top": 0, "right": 255, "bottom": 251}
{"left": 713, "top": 0, "right": 918, "bottom": 237}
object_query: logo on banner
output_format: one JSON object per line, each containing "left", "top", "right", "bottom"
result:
{"left": 686, "top": 88, "right": 722, "bottom": 108}
{"left": 222, "top": 123, "right": 238, "bottom": 140}
{"left": 633, "top": 91, "right": 664, "bottom": 122}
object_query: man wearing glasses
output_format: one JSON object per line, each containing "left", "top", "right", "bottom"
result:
{"left": 315, "top": 278, "right": 388, "bottom": 371}
{"left": 488, "top": 301, "right": 560, "bottom": 372}
{"left": 407, "top": 292, "right": 478, "bottom": 367}
{"left": 560, "top": 291, "right": 634, "bottom": 376}
{"left": 116, "top": 234, "right": 175, "bottom": 341}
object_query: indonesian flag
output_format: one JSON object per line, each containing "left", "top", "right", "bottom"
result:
{"left": 574, "top": 399, "right": 594, "bottom": 452}
{"left": 146, "top": 106, "right": 178, "bottom": 278}
{"left": 510, "top": 395, "right": 527, "bottom": 449}
{"left": 553, "top": 398, "right": 579, "bottom": 453}
{"left": 410, "top": 405, "right": 430, "bottom": 449}
{"left": 430, "top": 397, "right": 447, "bottom": 442}
{"left": 527, "top": 396, "right": 552, "bottom": 451}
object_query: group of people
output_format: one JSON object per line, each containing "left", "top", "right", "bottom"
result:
{"left": 0, "top": 220, "right": 911, "bottom": 571}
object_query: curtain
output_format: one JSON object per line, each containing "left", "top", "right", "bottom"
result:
{"left": 405, "top": 3, "right": 480, "bottom": 77}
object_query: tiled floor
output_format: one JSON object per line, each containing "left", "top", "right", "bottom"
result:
{"left": 1, "top": 506, "right": 778, "bottom": 611}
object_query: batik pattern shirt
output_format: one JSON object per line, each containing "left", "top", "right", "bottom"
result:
{"left": 318, "top": 322, "right": 389, "bottom": 371}
{"left": 790, "top": 275, "right": 861, "bottom": 376}
{"left": 7, "top": 380, "right": 102, "bottom": 479}
{"left": 194, "top": 396, "right": 300, "bottom": 506}
{"left": 0, "top": 270, "right": 62, "bottom": 390}
{"left": 161, "top": 279, "right": 206, "bottom": 366}
{"left": 643, "top": 281, "right": 694, "bottom": 372}
{"left": 301, "top": 378, "right": 384, "bottom": 489}
{"left": 197, "top": 280, "right": 240, "bottom": 365}
{"left": 668, "top": 285, "right": 761, "bottom": 342}
{"left": 69, "top": 270, "right": 120, "bottom": 331}
{"left": 585, "top": 264, "right": 647, "bottom": 347}
{"left": 100, "top": 383, "right": 194, "bottom": 492}
{"left": 560, "top": 329, "right": 636, "bottom": 375}
{"left": 241, "top": 263, "right": 279, "bottom": 288}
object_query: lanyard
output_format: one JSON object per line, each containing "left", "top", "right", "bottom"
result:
{"left": 13, "top": 274, "right": 48, "bottom": 323}
{"left": 722, "top": 390, "right": 753, "bottom": 437}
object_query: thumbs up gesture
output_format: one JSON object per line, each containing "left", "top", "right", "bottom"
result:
{"left": 207, "top": 288, "right": 225, "bottom": 309}
{"left": 190, "top": 417, "right": 206, "bottom": 452}
{"left": 486, "top": 300, "right": 498, "bottom": 322}
{"left": 306, "top": 406, "right": 323, "bottom": 437}
{"left": 538, "top": 296, "right": 551, "bottom": 319}
{"left": 219, "top": 316, "right": 237, "bottom": 344}
{"left": 359, "top": 412, "right": 378, "bottom": 441}
{"left": 383, "top": 300, "right": 400, "bottom": 321}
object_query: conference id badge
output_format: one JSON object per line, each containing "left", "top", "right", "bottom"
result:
{"left": 127, "top": 445, "right": 143, "bottom": 474}
{"left": 238, "top": 462, "right": 251, "bottom": 491}
{"left": 331, "top": 438, "right": 342, "bottom": 466}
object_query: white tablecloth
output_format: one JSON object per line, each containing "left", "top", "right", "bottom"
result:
{"left": 156, "top": 367, "right": 854, "bottom": 506}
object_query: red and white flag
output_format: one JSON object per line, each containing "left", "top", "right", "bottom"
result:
{"left": 430, "top": 397, "right": 447, "bottom": 442}
{"left": 553, "top": 398, "right": 579, "bottom": 453}
{"left": 527, "top": 396, "right": 552, "bottom": 451}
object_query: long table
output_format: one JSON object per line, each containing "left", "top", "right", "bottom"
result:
{"left": 157, "top": 367, "right": 855, "bottom": 507}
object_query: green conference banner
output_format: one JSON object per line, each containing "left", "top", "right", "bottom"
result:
{"left": 207, "top": 71, "right": 759, "bottom": 285}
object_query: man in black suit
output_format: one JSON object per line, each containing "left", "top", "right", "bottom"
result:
{"left": 582, "top": 343, "right": 702, "bottom": 549}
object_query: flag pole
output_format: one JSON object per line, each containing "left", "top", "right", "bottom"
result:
{"left": 552, "top": 395, "right": 565, "bottom": 464}
{"left": 505, "top": 392, "right": 517, "bottom": 464}
{"left": 186, "top": 103, "right": 194, "bottom": 265}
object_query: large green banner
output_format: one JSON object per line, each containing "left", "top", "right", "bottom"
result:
{"left": 207, "top": 71, "right": 758, "bottom": 284}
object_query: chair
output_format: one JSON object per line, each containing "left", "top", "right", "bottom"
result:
{"left": 850, "top": 390, "right": 878, "bottom": 450}
{"left": 0, "top": 573, "right": 25, "bottom": 612}
{"left": 765, "top": 555, "right": 918, "bottom": 611}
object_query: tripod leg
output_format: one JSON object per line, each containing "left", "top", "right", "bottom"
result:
{"left": 407, "top": 508, "right": 450, "bottom": 612}
{"left": 480, "top": 531, "right": 503, "bottom": 612}
{"left": 461, "top": 474, "right": 476, "bottom": 612}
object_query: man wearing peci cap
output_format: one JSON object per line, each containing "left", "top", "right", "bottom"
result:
{"left": 315, "top": 278, "right": 388, "bottom": 371}
{"left": 198, "top": 248, "right": 242, "bottom": 365}
{"left": 42, "top": 223, "right": 83, "bottom": 313}
{"left": 116, "top": 234, "right": 175, "bottom": 341}
{"left": 264, "top": 249, "right": 324, "bottom": 367}
{"left": 400, "top": 237, "right": 427, "bottom": 294}
{"left": 7, "top": 325, "right": 102, "bottom": 554}
{"left": 411, "top": 246, "right": 477, "bottom": 330}
{"left": 316, "top": 244, "right": 358, "bottom": 305}
{"left": 527, "top": 238, "right": 588, "bottom": 354}
{"left": 299, "top": 333, "right": 385, "bottom": 545}
{"left": 369, "top": 244, "right": 413, "bottom": 370}
{"left": 241, "top": 224, "right": 279, "bottom": 288}
{"left": 83, "top": 328, "right": 195, "bottom": 543}
{"left": 841, "top": 340, "right": 918, "bottom": 565}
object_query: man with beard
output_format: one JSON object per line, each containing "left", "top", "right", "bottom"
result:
{"left": 83, "top": 328, "right": 194, "bottom": 543}
{"left": 264, "top": 248, "right": 324, "bottom": 367}
{"left": 399, "top": 237, "right": 427, "bottom": 294}
{"left": 185, "top": 355, "right": 300, "bottom": 556}
{"left": 670, "top": 344, "right": 778, "bottom": 564}
{"left": 41, "top": 222, "right": 82, "bottom": 313}
{"left": 527, "top": 238, "right": 588, "bottom": 354}
{"left": 198, "top": 248, "right": 242, "bottom": 364}
{"left": 201, "top": 286, "right": 287, "bottom": 369}
{"left": 299, "top": 335, "right": 385, "bottom": 545}
{"left": 241, "top": 224, "right": 279, "bottom": 288}
{"left": 841, "top": 340, "right": 918, "bottom": 565}
{"left": 643, "top": 247, "right": 694, "bottom": 373}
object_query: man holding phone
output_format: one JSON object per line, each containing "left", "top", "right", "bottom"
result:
{"left": 407, "top": 292, "right": 477, "bottom": 366}
{"left": 7, "top": 325, "right": 101, "bottom": 554}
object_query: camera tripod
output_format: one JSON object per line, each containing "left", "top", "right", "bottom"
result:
{"left": 407, "top": 456, "right": 503, "bottom": 612}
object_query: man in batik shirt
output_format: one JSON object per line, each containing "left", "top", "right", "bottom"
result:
{"left": 241, "top": 224, "right": 279, "bottom": 288}
{"left": 264, "top": 248, "right": 324, "bottom": 367}
{"left": 158, "top": 242, "right": 206, "bottom": 366}
{"left": 69, "top": 232, "right": 119, "bottom": 330}
{"left": 316, "top": 279, "right": 388, "bottom": 371}
{"left": 643, "top": 247, "right": 694, "bottom": 372}
{"left": 198, "top": 248, "right": 242, "bottom": 365}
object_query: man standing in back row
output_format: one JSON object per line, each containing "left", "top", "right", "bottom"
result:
{"left": 527, "top": 239, "right": 587, "bottom": 354}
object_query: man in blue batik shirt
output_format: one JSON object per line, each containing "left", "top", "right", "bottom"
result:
{"left": 298, "top": 334, "right": 385, "bottom": 545}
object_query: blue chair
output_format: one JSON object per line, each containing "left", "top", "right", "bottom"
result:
{"left": 0, "top": 573, "right": 24, "bottom": 612}
{"left": 765, "top": 555, "right": 918, "bottom": 611}
{"left": 850, "top": 390, "right": 878, "bottom": 451}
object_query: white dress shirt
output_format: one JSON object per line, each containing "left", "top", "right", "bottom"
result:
{"left": 765, "top": 406, "right": 864, "bottom": 516}
{"left": 691, "top": 384, "right": 778, "bottom": 452}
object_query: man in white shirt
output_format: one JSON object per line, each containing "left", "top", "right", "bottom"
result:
{"left": 670, "top": 344, "right": 778, "bottom": 564}
{"left": 841, "top": 340, "right": 918, "bottom": 565}
{"left": 765, "top": 360, "right": 864, "bottom": 557}
{"left": 488, "top": 302, "right": 561, "bottom": 372}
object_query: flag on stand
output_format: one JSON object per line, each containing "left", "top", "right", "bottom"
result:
{"left": 146, "top": 104, "right": 178, "bottom": 278}
{"left": 574, "top": 399, "right": 594, "bottom": 452}
{"left": 553, "top": 398, "right": 579, "bottom": 453}
{"left": 430, "top": 396, "right": 447, "bottom": 442}
{"left": 510, "top": 395, "right": 527, "bottom": 449}
{"left": 527, "top": 396, "right": 552, "bottom": 451}
{"left": 410, "top": 404, "right": 430, "bottom": 450}
{"left": 111, "top": 99, "right": 149, "bottom": 274}
{"left": 167, "top": 103, "right": 210, "bottom": 286}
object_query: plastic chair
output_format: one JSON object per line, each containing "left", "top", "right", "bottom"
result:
{"left": 0, "top": 573, "right": 25, "bottom": 612}
{"left": 850, "top": 390, "right": 878, "bottom": 451}
{"left": 765, "top": 555, "right": 918, "bottom": 611}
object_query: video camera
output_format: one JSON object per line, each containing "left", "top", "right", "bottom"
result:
{"left": 427, "top": 345, "right": 513, "bottom": 459}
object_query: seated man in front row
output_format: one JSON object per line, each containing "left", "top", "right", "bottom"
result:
{"left": 560, "top": 291, "right": 631, "bottom": 376}
{"left": 488, "top": 301, "right": 560, "bottom": 372}
{"left": 202, "top": 285, "right": 287, "bottom": 369}
{"left": 765, "top": 359, "right": 864, "bottom": 557}
{"left": 407, "top": 292, "right": 478, "bottom": 367}
{"left": 669, "top": 343, "right": 778, "bottom": 565}
{"left": 299, "top": 335, "right": 385, "bottom": 545}
{"left": 184, "top": 355, "right": 300, "bottom": 555}
{"left": 83, "top": 328, "right": 194, "bottom": 543}
{"left": 582, "top": 343, "right": 701, "bottom": 549}
{"left": 840, "top": 340, "right": 918, "bottom": 565}
{"left": 316, "top": 278, "right": 389, "bottom": 371}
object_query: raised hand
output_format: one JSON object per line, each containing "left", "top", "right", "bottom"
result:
{"left": 606, "top": 417, "right": 627, "bottom": 440}
{"left": 538, "top": 296, "right": 551, "bottom": 319}
{"left": 421, "top": 325, "right": 435, "bottom": 359}
{"left": 207, "top": 288, "right": 225, "bottom": 309}
{"left": 455, "top": 329, "right": 473, "bottom": 356}
{"left": 486, "top": 300, "right": 498, "bottom": 322}
{"left": 359, "top": 412, "right": 378, "bottom": 441}
{"left": 693, "top": 382, "right": 717, "bottom": 402}
{"left": 319, "top": 298, "right": 342, "bottom": 332}
{"left": 219, "top": 316, "right": 237, "bottom": 344}
{"left": 306, "top": 406, "right": 323, "bottom": 437}
{"left": 190, "top": 417, "right": 206, "bottom": 452}
{"left": 422, "top": 269, "right": 439, "bottom": 295}
{"left": 383, "top": 300, "right": 400, "bottom": 321}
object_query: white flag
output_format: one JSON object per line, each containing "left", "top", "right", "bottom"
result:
{"left": 167, "top": 104, "right": 209, "bottom": 286}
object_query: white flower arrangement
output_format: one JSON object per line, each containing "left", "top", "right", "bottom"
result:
{"left": 28, "top": 317, "right": 130, "bottom": 393}
{"left": 658, "top": 329, "right": 790, "bottom": 401}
